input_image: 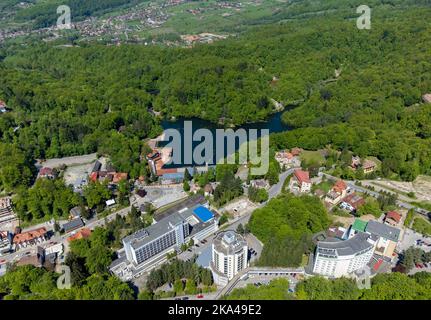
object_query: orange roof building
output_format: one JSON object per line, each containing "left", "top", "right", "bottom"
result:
{"left": 333, "top": 180, "right": 348, "bottom": 194}
{"left": 113, "top": 172, "right": 128, "bottom": 184}
{"left": 13, "top": 227, "right": 47, "bottom": 245}
{"left": 67, "top": 228, "right": 92, "bottom": 242}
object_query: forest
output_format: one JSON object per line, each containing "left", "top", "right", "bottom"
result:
{"left": 248, "top": 194, "right": 330, "bottom": 267}
{"left": 226, "top": 272, "right": 431, "bottom": 300}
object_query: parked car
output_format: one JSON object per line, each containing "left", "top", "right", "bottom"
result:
{"left": 182, "top": 297, "right": 189, "bottom": 300}
{"left": 197, "top": 294, "right": 204, "bottom": 299}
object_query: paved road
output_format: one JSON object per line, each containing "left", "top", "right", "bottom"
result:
{"left": 267, "top": 168, "right": 297, "bottom": 199}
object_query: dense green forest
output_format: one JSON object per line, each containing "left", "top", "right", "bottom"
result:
{"left": 248, "top": 194, "right": 330, "bottom": 267}
{"left": 226, "top": 272, "right": 431, "bottom": 300}
{"left": 0, "top": 2, "right": 430, "bottom": 196}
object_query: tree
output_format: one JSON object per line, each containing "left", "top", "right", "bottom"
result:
{"left": 236, "top": 223, "right": 245, "bottom": 235}
{"left": 184, "top": 168, "right": 192, "bottom": 182}
{"left": 183, "top": 180, "right": 190, "bottom": 192}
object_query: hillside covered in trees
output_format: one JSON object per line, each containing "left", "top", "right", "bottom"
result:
{"left": 0, "top": 0, "right": 430, "bottom": 196}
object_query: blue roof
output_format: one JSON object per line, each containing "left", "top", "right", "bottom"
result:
{"left": 193, "top": 206, "right": 214, "bottom": 222}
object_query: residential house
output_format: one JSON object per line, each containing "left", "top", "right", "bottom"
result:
{"left": 291, "top": 147, "right": 302, "bottom": 156}
{"left": 289, "top": 170, "right": 311, "bottom": 194}
{"left": 384, "top": 211, "right": 402, "bottom": 227}
{"left": 250, "top": 179, "right": 270, "bottom": 190}
{"left": 38, "top": 167, "right": 56, "bottom": 179}
{"left": 204, "top": 184, "right": 214, "bottom": 196}
{"left": 0, "top": 100, "right": 7, "bottom": 113}
{"left": 351, "top": 156, "right": 361, "bottom": 169}
{"left": 69, "top": 206, "right": 82, "bottom": 220}
{"left": 275, "top": 150, "right": 301, "bottom": 168}
{"left": 363, "top": 160, "right": 376, "bottom": 174}
{"left": 0, "top": 197, "right": 18, "bottom": 227}
{"left": 13, "top": 227, "right": 48, "bottom": 250}
{"left": 67, "top": 228, "right": 92, "bottom": 242}
{"left": 63, "top": 218, "right": 84, "bottom": 233}
{"left": 340, "top": 193, "right": 365, "bottom": 213}
{"left": 113, "top": 172, "right": 128, "bottom": 184}
{"left": 0, "top": 231, "right": 12, "bottom": 255}
{"left": 325, "top": 180, "right": 348, "bottom": 205}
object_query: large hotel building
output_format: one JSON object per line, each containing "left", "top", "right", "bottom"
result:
{"left": 110, "top": 196, "right": 218, "bottom": 280}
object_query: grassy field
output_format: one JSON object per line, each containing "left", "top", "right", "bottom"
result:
{"left": 300, "top": 150, "right": 326, "bottom": 166}
{"left": 412, "top": 216, "right": 431, "bottom": 237}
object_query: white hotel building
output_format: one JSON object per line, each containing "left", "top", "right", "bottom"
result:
{"left": 210, "top": 231, "right": 248, "bottom": 286}
{"left": 313, "top": 232, "right": 377, "bottom": 278}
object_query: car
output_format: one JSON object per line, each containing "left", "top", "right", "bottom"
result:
{"left": 182, "top": 297, "right": 189, "bottom": 300}
{"left": 197, "top": 294, "right": 204, "bottom": 299}
{"left": 0, "top": 259, "right": 6, "bottom": 264}
{"left": 196, "top": 244, "right": 200, "bottom": 247}
{"left": 187, "top": 249, "right": 192, "bottom": 252}
{"left": 417, "top": 264, "right": 424, "bottom": 268}
{"left": 174, "top": 298, "right": 181, "bottom": 300}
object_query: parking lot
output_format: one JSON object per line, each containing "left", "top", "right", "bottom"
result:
{"left": 398, "top": 228, "right": 431, "bottom": 254}
{"left": 134, "top": 185, "right": 187, "bottom": 209}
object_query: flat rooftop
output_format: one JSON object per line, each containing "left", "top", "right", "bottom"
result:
{"left": 317, "top": 232, "right": 374, "bottom": 257}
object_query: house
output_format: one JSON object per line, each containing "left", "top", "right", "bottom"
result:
{"left": 327, "top": 226, "right": 348, "bottom": 240}
{"left": 325, "top": 180, "right": 348, "bottom": 205}
{"left": 204, "top": 184, "right": 214, "bottom": 196}
{"left": 250, "top": 179, "right": 270, "bottom": 190}
{"left": 0, "top": 100, "right": 8, "bottom": 113}
{"left": 13, "top": 227, "right": 48, "bottom": 250}
{"left": 112, "top": 172, "right": 128, "bottom": 184}
{"left": 39, "top": 167, "right": 56, "bottom": 179}
{"left": 0, "top": 231, "right": 12, "bottom": 255}
{"left": 69, "top": 206, "right": 82, "bottom": 219}
{"left": 274, "top": 150, "right": 301, "bottom": 168}
{"left": 384, "top": 211, "right": 402, "bottom": 226}
{"left": 291, "top": 147, "right": 302, "bottom": 156}
{"left": 351, "top": 156, "right": 361, "bottom": 169}
{"left": 63, "top": 218, "right": 84, "bottom": 233}
{"left": 91, "top": 160, "right": 102, "bottom": 173}
{"left": 289, "top": 169, "right": 311, "bottom": 194}
{"left": 0, "top": 197, "right": 18, "bottom": 226}
{"left": 362, "top": 160, "right": 376, "bottom": 174}
{"left": 67, "top": 228, "right": 92, "bottom": 242}
{"left": 340, "top": 193, "right": 365, "bottom": 213}
{"left": 422, "top": 93, "right": 431, "bottom": 104}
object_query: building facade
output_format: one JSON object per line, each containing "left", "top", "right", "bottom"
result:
{"left": 210, "top": 231, "right": 248, "bottom": 286}
{"left": 313, "top": 232, "right": 376, "bottom": 278}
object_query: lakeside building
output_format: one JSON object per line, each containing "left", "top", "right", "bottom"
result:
{"left": 110, "top": 199, "right": 218, "bottom": 281}
{"left": 210, "top": 231, "right": 248, "bottom": 286}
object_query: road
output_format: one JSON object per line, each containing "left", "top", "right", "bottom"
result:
{"left": 319, "top": 172, "right": 430, "bottom": 218}
{"left": 267, "top": 168, "right": 297, "bottom": 199}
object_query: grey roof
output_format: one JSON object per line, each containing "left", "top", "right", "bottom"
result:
{"left": 63, "top": 218, "right": 84, "bottom": 232}
{"left": 92, "top": 160, "right": 102, "bottom": 172}
{"left": 365, "top": 220, "right": 400, "bottom": 242}
{"left": 69, "top": 206, "right": 82, "bottom": 217}
{"left": 317, "top": 232, "right": 374, "bottom": 257}
{"left": 213, "top": 231, "right": 247, "bottom": 256}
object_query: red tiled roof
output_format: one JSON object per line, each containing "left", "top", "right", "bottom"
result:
{"left": 13, "top": 227, "right": 47, "bottom": 244}
{"left": 333, "top": 180, "right": 347, "bottom": 193}
{"left": 386, "top": 211, "right": 401, "bottom": 223}
{"left": 67, "top": 228, "right": 92, "bottom": 242}
{"left": 294, "top": 169, "right": 310, "bottom": 184}
{"left": 291, "top": 147, "right": 302, "bottom": 156}
{"left": 39, "top": 167, "right": 53, "bottom": 176}
{"left": 89, "top": 172, "right": 98, "bottom": 182}
{"left": 342, "top": 193, "right": 365, "bottom": 209}
{"left": 113, "top": 172, "right": 128, "bottom": 184}
{"left": 373, "top": 259, "right": 383, "bottom": 271}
